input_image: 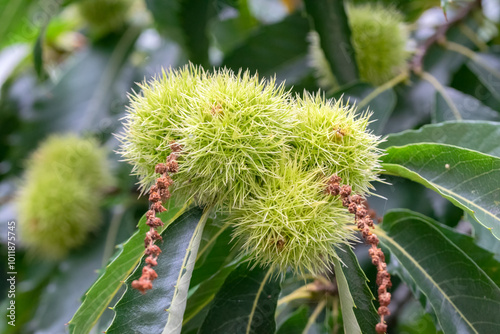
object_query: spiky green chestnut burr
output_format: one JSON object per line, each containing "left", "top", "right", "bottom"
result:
{"left": 119, "top": 65, "right": 295, "bottom": 210}
{"left": 292, "top": 93, "right": 382, "bottom": 195}
{"left": 310, "top": 4, "right": 409, "bottom": 88}
{"left": 118, "top": 65, "right": 203, "bottom": 193}
{"left": 16, "top": 135, "right": 112, "bottom": 258}
{"left": 230, "top": 159, "right": 355, "bottom": 275}
{"left": 175, "top": 69, "right": 295, "bottom": 209}
{"left": 78, "top": 0, "right": 132, "bottom": 35}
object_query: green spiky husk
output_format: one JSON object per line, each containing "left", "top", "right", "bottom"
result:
{"left": 310, "top": 3, "right": 409, "bottom": 88}
{"left": 118, "top": 65, "right": 203, "bottom": 193}
{"left": 119, "top": 64, "right": 384, "bottom": 275}
{"left": 119, "top": 65, "right": 295, "bottom": 210}
{"left": 229, "top": 159, "right": 355, "bottom": 275}
{"left": 292, "top": 93, "right": 382, "bottom": 194}
{"left": 17, "top": 135, "right": 112, "bottom": 258}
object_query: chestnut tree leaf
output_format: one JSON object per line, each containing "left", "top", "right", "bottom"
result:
{"left": 105, "top": 206, "right": 208, "bottom": 334}
{"left": 380, "top": 120, "right": 500, "bottom": 158}
{"left": 381, "top": 143, "right": 500, "bottom": 239}
{"left": 68, "top": 202, "right": 189, "bottom": 334}
{"left": 334, "top": 246, "right": 379, "bottom": 334}
{"left": 377, "top": 209, "right": 500, "bottom": 333}
{"left": 276, "top": 305, "right": 309, "bottom": 334}
{"left": 222, "top": 13, "right": 310, "bottom": 79}
{"left": 198, "top": 263, "right": 281, "bottom": 334}
{"left": 304, "top": 0, "right": 358, "bottom": 85}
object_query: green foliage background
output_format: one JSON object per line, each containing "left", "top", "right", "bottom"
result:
{"left": 0, "top": 0, "right": 499, "bottom": 333}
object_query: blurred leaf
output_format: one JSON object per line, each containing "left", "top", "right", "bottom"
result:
{"left": 381, "top": 120, "right": 500, "bottom": 158}
{"left": 334, "top": 246, "right": 379, "bottom": 334}
{"left": 31, "top": 26, "right": 139, "bottom": 133}
{"left": 33, "top": 28, "right": 46, "bottom": 80}
{"left": 0, "top": 0, "right": 36, "bottom": 48}
{"left": 68, "top": 203, "right": 188, "bottom": 334}
{"left": 0, "top": 259, "right": 56, "bottom": 334}
{"left": 8, "top": 27, "right": 139, "bottom": 175}
{"left": 467, "top": 55, "right": 500, "bottom": 102}
{"left": 450, "top": 61, "right": 500, "bottom": 112}
{"left": 351, "top": 0, "right": 440, "bottom": 21}
{"left": 331, "top": 82, "right": 396, "bottom": 135}
{"left": 395, "top": 299, "right": 441, "bottom": 334}
{"left": 378, "top": 209, "right": 500, "bottom": 334}
{"left": 222, "top": 13, "right": 310, "bottom": 79}
{"left": 145, "top": 0, "right": 211, "bottom": 66}
{"left": 26, "top": 228, "right": 108, "bottom": 333}
{"left": 210, "top": 17, "right": 256, "bottom": 54}
{"left": 381, "top": 143, "right": 500, "bottom": 239}
{"left": 106, "top": 206, "right": 207, "bottom": 334}
{"left": 276, "top": 305, "right": 308, "bottom": 334}
{"left": 304, "top": 0, "right": 358, "bottom": 86}
{"left": 470, "top": 215, "right": 500, "bottom": 262}
{"left": 199, "top": 263, "right": 280, "bottom": 334}
{"left": 367, "top": 177, "right": 436, "bottom": 221}
{"left": 423, "top": 15, "right": 481, "bottom": 83}
{"left": 0, "top": 45, "right": 29, "bottom": 90}
{"left": 433, "top": 87, "right": 500, "bottom": 122}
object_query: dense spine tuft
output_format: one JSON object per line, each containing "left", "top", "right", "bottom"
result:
{"left": 119, "top": 64, "right": 385, "bottom": 280}
{"left": 229, "top": 159, "right": 355, "bottom": 276}
{"left": 118, "top": 65, "right": 295, "bottom": 210}
{"left": 292, "top": 93, "right": 382, "bottom": 195}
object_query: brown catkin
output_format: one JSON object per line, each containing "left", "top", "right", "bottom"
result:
{"left": 326, "top": 175, "right": 391, "bottom": 333}
{"left": 131, "top": 142, "right": 181, "bottom": 294}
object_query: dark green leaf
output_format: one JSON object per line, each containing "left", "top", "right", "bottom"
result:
{"left": 378, "top": 209, "right": 500, "bottom": 334}
{"left": 0, "top": 0, "right": 37, "bottom": 48}
{"left": 334, "top": 246, "right": 379, "bottom": 334}
{"left": 433, "top": 87, "right": 500, "bottom": 122}
{"left": 68, "top": 203, "right": 189, "bottom": 334}
{"left": 470, "top": 215, "right": 500, "bottom": 262}
{"left": 27, "top": 228, "right": 108, "bottom": 333}
{"left": 331, "top": 82, "right": 396, "bottom": 134}
{"left": 0, "top": 260, "right": 56, "bottom": 334}
{"left": 467, "top": 54, "right": 500, "bottom": 102}
{"left": 190, "top": 222, "right": 236, "bottom": 288}
{"left": 33, "top": 28, "right": 46, "bottom": 80}
{"left": 434, "top": 221, "right": 500, "bottom": 286}
{"left": 276, "top": 305, "right": 308, "bottom": 334}
{"left": 381, "top": 120, "right": 500, "bottom": 158}
{"left": 199, "top": 263, "right": 281, "bottom": 334}
{"left": 145, "top": 0, "right": 211, "bottom": 66}
{"left": 381, "top": 143, "right": 500, "bottom": 238}
{"left": 106, "top": 206, "right": 208, "bottom": 334}
{"left": 304, "top": 0, "right": 358, "bottom": 85}
{"left": 177, "top": 219, "right": 240, "bottom": 331}
{"left": 0, "top": 45, "right": 29, "bottom": 89}
{"left": 222, "top": 13, "right": 310, "bottom": 79}
{"left": 182, "top": 262, "right": 239, "bottom": 331}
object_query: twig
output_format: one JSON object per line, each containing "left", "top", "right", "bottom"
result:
{"left": 357, "top": 71, "right": 409, "bottom": 110}
{"left": 441, "top": 40, "right": 500, "bottom": 81}
{"left": 420, "top": 71, "right": 462, "bottom": 120}
{"left": 411, "top": 0, "right": 481, "bottom": 74}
